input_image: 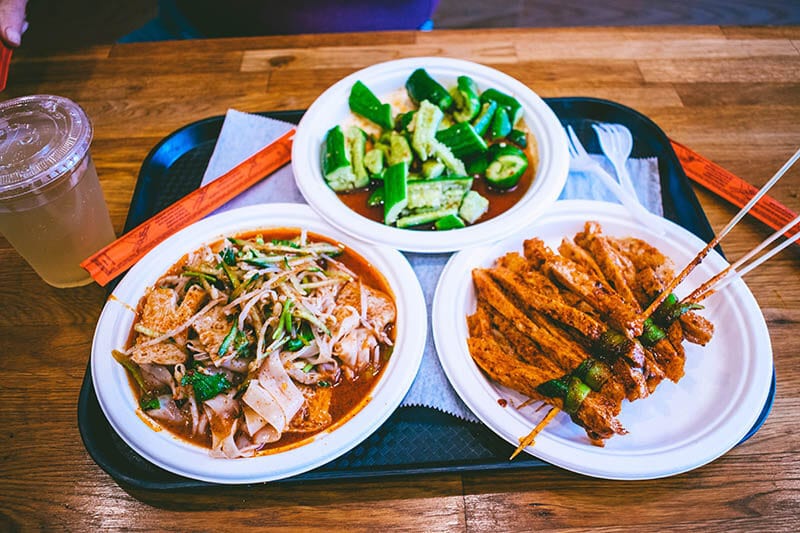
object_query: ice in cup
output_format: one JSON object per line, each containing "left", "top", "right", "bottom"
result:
{"left": 0, "top": 95, "right": 116, "bottom": 288}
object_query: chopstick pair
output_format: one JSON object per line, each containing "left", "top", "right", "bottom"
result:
{"left": 684, "top": 211, "right": 800, "bottom": 304}
{"left": 641, "top": 146, "right": 800, "bottom": 321}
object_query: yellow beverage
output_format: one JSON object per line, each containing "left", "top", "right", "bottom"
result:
{"left": 0, "top": 95, "right": 116, "bottom": 287}
{"left": 0, "top": 156, "right": 115, "bottom": 287}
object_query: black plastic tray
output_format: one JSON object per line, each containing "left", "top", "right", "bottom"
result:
{"left": 78, "top": 97, "right": 775, "bottom": 490}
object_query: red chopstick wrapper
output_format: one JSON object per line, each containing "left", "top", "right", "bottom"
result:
{"left": 81, "top": 127, "right": 295, "bottom": 286}
{"left": 671, "top": 139, "right": 799, "bottom": 239}
{"left": 0, "top": 43, "right": 12, "bottom": 91}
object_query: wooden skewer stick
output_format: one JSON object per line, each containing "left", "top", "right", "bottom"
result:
{"left": 684, "top": 214, "right": 800, "bottom": 303}
{"left": 640, "top": 146, "right": 800, "bottom": 323}
{"left": 510, "top": 406, "right": 560, "bottom": 460}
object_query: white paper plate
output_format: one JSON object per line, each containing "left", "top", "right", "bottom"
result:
{"left": 433, "top": 200, "right": 773, "bottom": 480}
{"left": 91, "top": 203, "right": 427, "bottom": 484}
{"left": 292, "top": 56, "right": 569, "bottom": 253}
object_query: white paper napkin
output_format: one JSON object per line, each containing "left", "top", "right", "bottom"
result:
{"left": 201, "top": 109, "right": 664, "bottom": 423}
{"left": 201, "top": 109, "right": 305, "bottom": 213}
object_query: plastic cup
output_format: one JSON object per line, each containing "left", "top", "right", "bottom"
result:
{"left": 0, "top": 95, "right": 116, "bottom": 287}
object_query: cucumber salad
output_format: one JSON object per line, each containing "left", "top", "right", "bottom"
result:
{"left": 321, "top": 68, "right": 533, "bottom": 230}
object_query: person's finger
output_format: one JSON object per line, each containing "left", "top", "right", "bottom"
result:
{"left": 0, "top": 0, "right": 29, "bottom": 47}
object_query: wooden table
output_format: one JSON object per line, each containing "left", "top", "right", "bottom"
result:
{"left": 1, "top": 26, "right": 798, "bottom": 531}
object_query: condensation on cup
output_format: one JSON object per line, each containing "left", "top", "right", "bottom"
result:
{"left": 0, "top": 95, "right": 116, "bottom": 288}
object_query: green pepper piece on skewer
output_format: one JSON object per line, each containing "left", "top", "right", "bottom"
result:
{"left": 573, "top": 358, "right": 613, "bottom": 391}
{"left": 652, "top": 292, "right": 705, "bottom": 327}
{"left": 564, "top": 376, "right": 592, "bottom": 414}
{"left": 593, "top": 328, "right": 634, "bottom": 362}
{"left": 639, "top": 318, "right": 667, "bottom": 346}
{"left": 537, "top": 377, "right": 569, "bottom": 398}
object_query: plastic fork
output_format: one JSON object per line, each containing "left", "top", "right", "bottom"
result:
{"left": 592, "top": 123, "right": 637, "bottom": 198}
{"left": 565, "top": 125, "right": 663, "bottom": 229}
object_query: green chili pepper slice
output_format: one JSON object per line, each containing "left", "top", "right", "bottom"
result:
{"left": 639, "top": 318, "right": 667, "bottom": 346}
{"left": 537, "top": 378, "right": 569, "bottom": 398}
{"left": 563, "top": 376, "right": 591, "bottom": 414}
{"left": 652, "top": 292, "right": 705, "bottom": 327}
{"left": 594, "top": 329, "right": 633, "bottom": 362}
{"left": 573, "top": 358, "right": 612, "bottom": 391}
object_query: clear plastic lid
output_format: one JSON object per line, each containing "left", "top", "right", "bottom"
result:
{"left": 0, "top": 95, "right": 93, "bottom": 201}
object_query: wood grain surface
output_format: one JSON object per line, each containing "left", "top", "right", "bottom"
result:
{"left": 1, "top": 26, "right": 798, "bottom": 531}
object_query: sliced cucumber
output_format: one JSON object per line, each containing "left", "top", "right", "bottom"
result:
{"left": 507, "top": 128, "right": 528, "bottom": 148}
{"left": 435, "top": 122, "right": 488, "bottom": 160}
{"left": 387, "top": 131, "right": 414, "bottom": 166}
{"left": 322, "top": 125, "right": 357, "bottom": 192}
{"left": 346, "top": 126, "right": 369, "bottom": 187}
{"left": 422, "top": 159, "right": 445, "bottom": 179}
{"left": 480, "top": 88, "right": 523, "bottom": 126}
{"left": 407, "top": 180, "right": 443, "bottom": 210}
{"left": 395, "top": 110, "right": 416, "bottom": 132}
{"left": 383, "top": 162, "right": 409, "bottom": 225}
{"left": 485, "top": 144, "right": 529, "bottom": 190}
{"left": 367, "top": 186, "right": 384, "bottom": 207}
{"left": 471, "top": 100, "right": 498, "bottom": 137}
{"left": 432, "top": 140, "right": 467, "bottom": 176}
{"left": 465, "top": 154, "right": 488, "bottom": 176}
{"left": 458, "top": 190, "right": 489, "bottom": 224}
{"left": 410, "top": 100, "right": 444, "bottom": 161}
{"left": 364, "top": 147, "right": 385, "bottom": 176}
{"left": 489, "top": 107, "right": 512, "bottom": 140}
{"left": 434, "top": 213, "right": 466, "bottom": 230}
{"left": 451, "top": 76, "right": 481, "bottom": 122}
{"left": 396, "top": 207, "right": 458, "bottom": 229}
{"left": 406, "top": 176, "right": 473, "bottom": 211}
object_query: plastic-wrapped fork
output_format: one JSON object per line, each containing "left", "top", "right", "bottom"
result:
{"left": 565, "top": 125, "right": 663, "bottom": 229}
{"left": 592, "top": 123, "right": 637, "bottom": 198}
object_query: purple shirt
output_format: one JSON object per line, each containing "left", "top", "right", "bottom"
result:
{"left": 175, "top": 0, "right": 440, "bottom": 37}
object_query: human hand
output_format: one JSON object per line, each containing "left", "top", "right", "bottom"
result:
{"left": 0, "top": 0, "right": 28, "bottom": 47}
